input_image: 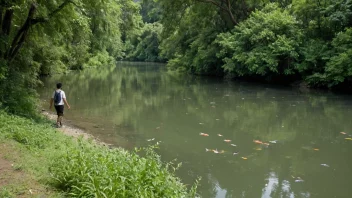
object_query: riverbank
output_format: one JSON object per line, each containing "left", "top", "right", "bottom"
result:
{"left": 41, "top": 111, "right": 103, "bottom": 144}
{"left": 0, "top": 111, "right": 198, "bottom": 197}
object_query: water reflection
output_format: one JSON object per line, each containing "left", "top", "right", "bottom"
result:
{"left": 38, "top": 62, "right": 352, "bottom": 198}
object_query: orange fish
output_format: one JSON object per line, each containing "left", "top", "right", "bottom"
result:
{"left": 253, "top": 140, "right": 263, "bottom": 144}
{"left": 199, "top": 133, "right": 209, "bottom": 137}
{"left": 241, "top": 157, "right": 248, "bottom": 160}
{"left": 340, "top": 132, "right": 347, "bottom": 135}
{"left": 224, "top": 139, "right": 231, "bottom": 142}
{"left": 313, "top": 148, "right": 319, "bottom": 151}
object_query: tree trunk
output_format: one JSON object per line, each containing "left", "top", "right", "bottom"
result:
{"left": 5, "top": 1, "right": 74, "bottom": 62}
{"left": 0, "top": 8, "right": 3, "bottom": 33}
{"left": 6, "top": 4, "right": 37, "bottom": 61}
{"left": 2, "top": 9, "right": 13, "bottom": 36}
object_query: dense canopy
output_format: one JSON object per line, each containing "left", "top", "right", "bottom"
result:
{"left": 1, "top": 0, "right": 352, "bottom": 115}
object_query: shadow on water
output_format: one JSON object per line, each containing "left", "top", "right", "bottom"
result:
{"left": 38, "top": 62, "right": 352, "bottom": 198}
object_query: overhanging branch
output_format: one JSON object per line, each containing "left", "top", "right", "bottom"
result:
{"left": 6, "top": 0, "right": 77, "bottom": 61}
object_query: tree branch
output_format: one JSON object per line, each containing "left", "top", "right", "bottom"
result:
{"left": 6, "top": 0, "right": 76, "bottom": 61}
{"left": 196, "top": 0, "right": 237, "bottom": 25}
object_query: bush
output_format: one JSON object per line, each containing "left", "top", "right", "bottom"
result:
{"left": 216, "top": 3, "right": 303, "bottom": 78}
{"left": 51, "top": 141, "right": 198, "bottom": 197}
{"left": 0, "top": 111, "right": 198, "bottom": 197}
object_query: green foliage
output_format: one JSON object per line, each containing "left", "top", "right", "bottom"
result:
{"left": 83, "top": 50, "right": 116, "bottom": 68}
{"left": 140, "top": 0, "right": 162, "bottom": 23}
{"left": 0, "top": 187, "right": 13, "bottom": 198}
{"left": 159, "top": 3, "right": 226, "bottom": 75}
{"left": 0, "top": 111, "right": 55, "bottom": 148}
{"left": 217, "top": 3, "right": 302, "bottom": 77}
{"left": 292, "top": 0, "right": 352, "bottom": 40}
{"left": 0, "top": 0, "right": 143, "bottom": 114}
{"left": 0, "top": 111, "right": 198, "bottom": 197}
{"left": 50, "top": 141, "right": 197, "bottom": 197}
{"left": 305, "top": 28, "right": 352, "bottom": 87}
{"left": 153, "top": 0, "right": 352, "bottom": 88}
{"left": 125, "top": 22, "right": 164, "bottom": 62}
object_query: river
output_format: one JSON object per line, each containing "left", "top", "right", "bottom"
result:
{"left": 38, "top": 62, "right": 352, "bottom": 198}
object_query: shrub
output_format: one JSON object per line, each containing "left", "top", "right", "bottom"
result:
{"left": 216, "top": 3, "right": 303, "bottom": 78}
{"left": 50, "top": 141, "right": 198, "bottom": 197}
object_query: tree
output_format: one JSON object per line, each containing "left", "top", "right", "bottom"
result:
{"left": 216, "top": 3, "right": 302, "bottom": 80}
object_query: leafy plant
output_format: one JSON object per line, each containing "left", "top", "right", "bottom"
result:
{"left": 216, "top": 3, "right": 303, "bottom": 78}
{"left": 50, "top": 140, "right": 198, "bottom": 197}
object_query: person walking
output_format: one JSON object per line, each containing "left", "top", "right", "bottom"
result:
{"left": 49, "top": 83, "right": 70, "bottom": 127}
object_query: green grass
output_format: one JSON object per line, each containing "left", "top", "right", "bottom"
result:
{"left": 0, "top": 111, "right": 198, "bottom": 197}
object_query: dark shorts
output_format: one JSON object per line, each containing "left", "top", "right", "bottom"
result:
{"left": 54, "top": 105, "right": 64, "bottom": 116}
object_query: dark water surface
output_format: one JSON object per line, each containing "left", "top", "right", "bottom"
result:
{"left": 38, "top": 62, "right": 352, "bottom": 198}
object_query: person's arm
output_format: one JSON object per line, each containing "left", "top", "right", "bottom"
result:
{"left": 63, "top": 98, "right": 70, "bottom": 109}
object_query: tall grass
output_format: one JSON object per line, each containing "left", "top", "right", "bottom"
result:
{"left": 0, "top": 111, "right": 198, "bottom": 197}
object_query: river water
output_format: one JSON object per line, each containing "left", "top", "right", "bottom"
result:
{"left": 38, "top": 62, "right": 352, "bottom": 198}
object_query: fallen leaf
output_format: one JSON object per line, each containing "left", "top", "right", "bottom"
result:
{"left": 313, "top": 148, "right": 319, "bottom": 151}
{"left": 253, "top": 140, "right": 263, "bottom": 144}
{"left": 340, "top": 132, "right": 347, "bottom": 135}
{"left": 230, "top": 144, "right": 237, "bottom": 147}
{"left": 217, "top": 134, "right": 223, "bottom": 137}
{"left": 241, "top": 157, "right": 248, "bottom": 160}
{"left": 345, "top": 138, "right": 352, "bottom": 140}
{"left": 295, "top": 179, "right": 304, "bottom": 183}
{"left": 255, "top": 148, "right": 262, "bottom": 151}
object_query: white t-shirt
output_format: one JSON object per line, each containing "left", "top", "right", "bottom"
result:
{"left": 52, "top": 90, "right": 66, "bottom": 106}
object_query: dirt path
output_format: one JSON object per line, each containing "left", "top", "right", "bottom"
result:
{"left": 0, "top": 143, "right": 55, "bottom": 197}
{"left": 41, "top": 111, "right": 109, "bottom": 146}
{"left": 0, "top": 111, "right": 111, "bottom": 197}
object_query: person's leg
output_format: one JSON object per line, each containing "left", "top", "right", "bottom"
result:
{"left": 58, "top": 116, "right": 63, "bottom": 126}
{"left": 58, "top": 105, "right": 64, "bottom": 127}
{"left": 55, "top": 105, "right": 60, "bottom": 127}
{"left": 56, "top": 116, "right": 60, "bottom": 127}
